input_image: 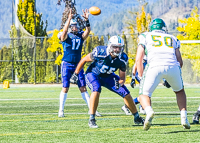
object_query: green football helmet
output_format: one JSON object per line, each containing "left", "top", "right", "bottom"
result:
{"left": 149, "top": 18, "right": 167, "bottom": 32}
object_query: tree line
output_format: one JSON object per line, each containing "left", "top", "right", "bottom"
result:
{"left": 0, "top": 0, "right": 200, "bottom": 83}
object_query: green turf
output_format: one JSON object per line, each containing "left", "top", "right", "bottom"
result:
{"left": 0, "top": 85, "right": 200, "bottom": 143}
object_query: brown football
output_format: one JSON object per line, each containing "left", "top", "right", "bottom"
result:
{"left": 89, "top": 6, "right": 101, "bottom": 15}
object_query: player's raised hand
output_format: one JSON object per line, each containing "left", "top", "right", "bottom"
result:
{"left": 82, "top": 8, "right": 90, "bottom": 20}
{"left": 68, "top": 9, "right": 74, "bottom": 19}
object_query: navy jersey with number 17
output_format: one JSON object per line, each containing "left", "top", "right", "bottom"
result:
{"left": 61, "top": 31, "right": 84, "bottom": 63}
{"left": 86, "top": 46, "right": 128, "bottom": 77}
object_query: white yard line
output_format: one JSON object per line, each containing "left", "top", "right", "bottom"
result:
{"left": 1, "top": 97, "right": 200, "bottom": 101}
{"left": 0, "top": 111, "right": 196, "bottom": 116}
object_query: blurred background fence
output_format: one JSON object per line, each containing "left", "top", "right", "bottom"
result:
{"left": 0, "top": 34, "right": 200, "bottom": 84}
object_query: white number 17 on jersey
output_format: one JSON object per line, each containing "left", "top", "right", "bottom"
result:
{"left": 72, "top": 39, "right": 81, "bottom": 50}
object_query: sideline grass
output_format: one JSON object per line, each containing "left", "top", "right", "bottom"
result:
{"left": 0, "top": 85, "right": 200, "bottom": 143}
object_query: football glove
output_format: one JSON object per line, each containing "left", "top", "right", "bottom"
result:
{"left": 114, "top": 78, "right": 120, "bottom": 89}
{"left": 163, "top": 80, "right": 171, "bottom": 88}
{"left": 130, "top": 76, "right": 135, "bottom": 88}
{"left": 70, "top": 73, "right": 78, "bottom": 84}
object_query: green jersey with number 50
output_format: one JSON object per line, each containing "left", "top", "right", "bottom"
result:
{"left": 138, "top": 31, "right": 180, "bottom": 67}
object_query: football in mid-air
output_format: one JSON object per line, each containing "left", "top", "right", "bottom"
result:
{"left": 89, "top": 6, "right": 101, "bottom": 15}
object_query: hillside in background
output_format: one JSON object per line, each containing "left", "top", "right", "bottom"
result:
{"left": 0, "top": 0, "right": 156, "bottom": 38}
{"left": 94, "top": 0, "right": 200, "bottom": 35}
{"left": 0, "top": 0, "right": 199, "bottom": 38}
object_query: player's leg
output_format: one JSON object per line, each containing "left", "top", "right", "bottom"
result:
{"left": 85, "top": 72, "right": 102, "bottom": 128}
{"left": 139, "top": 65, "right": 162, "bottom": 130}
{"left": 123, "top": 93, "right": 144, "bottom": 124}
{"left": 58, "top": 87, "right": 69, "bottom": 117}
{"left": 103, "top": 74, "right": 144, "bottom": 125}
{"left": 193, "top": 105, "right": 200, "bottom": 124}
{"left": 58, "top": 62, "right": 72, "bottom": 117}
{"left": 121, "top": 96, "right": 140, "bottom": 115}
{"left": 89, "top": 91, "right": 100, "bottom": 125}
{"left": 165, "top": 66, "right": 190, "bottom": 129}
{"left": 122, "top": 71, "right": 146, "bottom": 115}
{"left": 78, "top": 70, "right": 102, "bottom": 117}
{"left": 78, "top": 69, "right": 90, "bottom": 108}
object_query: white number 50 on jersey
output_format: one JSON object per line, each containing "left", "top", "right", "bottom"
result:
{"left": 100, "top": 65, "right": 116, "bottom": 74}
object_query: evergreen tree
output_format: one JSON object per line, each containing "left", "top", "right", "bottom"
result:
{"left": 126, "top": 4, "right": 151, "bottom": 75}
{"left": 8, "top": 0, "right": 48, "bottom": 83}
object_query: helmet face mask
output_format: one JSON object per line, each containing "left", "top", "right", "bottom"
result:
{"left": 108, "top": 36, "right": 124, "bottom": 57}
{"left": 149, "top": 18, "right": 167, "bottom": 32}
{"left": 69, "top": 19, "right": 79, "bottom": 34}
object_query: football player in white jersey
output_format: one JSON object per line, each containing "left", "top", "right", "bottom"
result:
{"left": 136, "top": 18, "right": 190, "bottom": 130}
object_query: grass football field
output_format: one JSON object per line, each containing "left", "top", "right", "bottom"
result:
{"left": 0, "top": 85, "right": 200, "bottom": 143}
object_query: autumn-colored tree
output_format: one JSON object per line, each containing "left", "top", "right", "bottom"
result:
{"left": 177, "top": 7, "right": 200, "bottom": 80}
{"left": 47, "top": 29, "right": 63, "bottom": 65}
{"left": 126, "top": 5, "right": 151, "bottom": 74}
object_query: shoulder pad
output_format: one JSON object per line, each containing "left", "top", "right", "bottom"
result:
{"left": 92, "top": 46, "right": 107, "bottom": 58}
{"left": 119, "top": 52, "right": 128, "bottom": 65}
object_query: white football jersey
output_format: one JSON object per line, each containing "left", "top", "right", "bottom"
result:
{"left": 138, "top": 30, "right": 180, "bottom": 67}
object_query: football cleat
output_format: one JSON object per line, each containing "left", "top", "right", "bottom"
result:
{"left": 134, "top": 116, "right": 144, "bottom": 125}
{"left": 181, "top": 117, "right": 190, "bottom": 129}
{"left": 193, "top": 112, "right": 200, "bottom": 124}
{"left": 88, "top": 119, "right": 98, "bottom": 128}
{"left": 121, "top": 105, "right": 132, "bottom": 115}
{"left": 139, "top": 105, "right": 146, "bottom": 115}
{"left": 143, "top": 110, "right": 155, "bottom": 131}
{"left": 58, "top": 110, "right": 65, "bottom": 118}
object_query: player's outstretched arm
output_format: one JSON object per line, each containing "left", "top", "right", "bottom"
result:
{"left": 74, "top": 53, "right": 93, "bottom": 74}
{"left": 82, "top": 9, "right": 91, "bottom": 40}
{"left": 70, "top": 53, "right": 93, "bottom": 84}
{"left": 175, "top": 48, "right": 183, "bottom": 68}
{"left": 60, "top": 9, "right": 74, "bottom": 41}
{"left": 119, "top": 70, "right": 126, "bottom": 86}
{"left": 135, "top": 45, "right": 145, "bottom": 77}
{"left": 130, "top": 64, "right": 137, "bottom": 88}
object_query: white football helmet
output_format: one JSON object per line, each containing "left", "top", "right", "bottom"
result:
{"left": 70, "top": 19, "right": 77, "bottom": 25}
{"left": 69, "top": 19, "right": 79, "bottom": 34}
{"left": 107, "top": 36, "right": 124, "bottom": 56}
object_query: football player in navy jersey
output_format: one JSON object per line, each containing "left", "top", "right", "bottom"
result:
{"left": 70, "top": 36, "right": 144, "bottom": 128}
{"left": 58, "top": 9, "right": 101, "bottom": 117}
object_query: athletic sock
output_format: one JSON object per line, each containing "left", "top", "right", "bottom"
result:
{"left": 89, "top": 114, "right": 95, "bottom": 120}
{"left": 132, "top": 111, "right": 139, "bottom": 119}
{"left": 144, "top": 106, "right": 153, "bottom": 114}
{"left": 133, "top": 97, "right": 140, "bottom": 104}
{"left": 180, "top": 110, "right": 187, "bottom": 118}
{"left": 81, "top": 91, "right": 90, "bottom": 108}
{"left": 59, "top": 91, "right": 67, "bottom": 111}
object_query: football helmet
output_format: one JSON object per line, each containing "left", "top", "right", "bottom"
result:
{"left": 107, "top": 36, "right": 124, "bottom": 56}
{"left": 149, "top": 18, "right": 167, "bottom": 32}
{"left": 69, "top": 19, "right": 79, "bottom": 34}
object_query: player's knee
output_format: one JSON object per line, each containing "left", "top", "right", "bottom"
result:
{"left": 124, "top": 93, "right": 131, "bottom": 99}
{"left": 174, "top": 88, "right": 184, "bottom": 94}
{"left": 92, "top": 86, "right": 101, "bottom": 93}
{"left": 62, "top": 87, "right": 69, "bottom": 93}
